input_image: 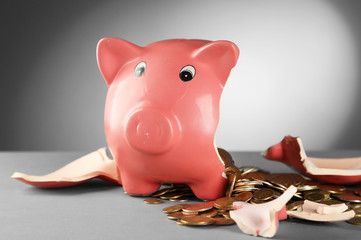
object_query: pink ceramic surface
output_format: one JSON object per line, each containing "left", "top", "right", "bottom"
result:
{"left": 263, "top": 136, "right": 361, "bottom": 184}
{"left": 97, "top": 38, "right": 239, "bottom": 200}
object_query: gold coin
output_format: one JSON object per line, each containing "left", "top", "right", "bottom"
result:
{"left": 198, "top": 208, "right": 218, "bottom": 218}
{"left": 346, "top": 215, "right": 361, "bottom": 225}
{"left": 250, "top": 198, "right": 268, "bottom": 204}
{"left": 214, "top": 197, "right": 236, "bottom": 210}
{"left": 162, "top": 204, "right": 184, "bottom": 214}
{"left": 144, "top": 199, "right": 163, "bottom": 204}
{"left": 218, "top": 148, "right": 235, "bottom": 168}
{"left": 182, "top": 201, "right": 214, "bottom": 213}
{"left": 176, "top": 219, "right": 186, "bottom": 225}
{"left": 297, "top": 185, "right": 319, "bottom": 191}
{"left": 213, "top": 216, "right": 235, "bottom": 225}
{"left": 253, "top": 188, "right": 275, "bottom": 201}
{"left": 241, "top": 172, "right": 266, "bottom": 181}
{"left": 287, "top": 201, "right": 304, "bottom": 211}
{"left": 180, "top": 216, "right": 215, "bottom": 226}
{"left": 224, "top": 167, "right": 238, "bottom": 197}
{"left": 318, "top": 185, "right": 346, "bottom": 194}
{"left": 304, "top": 192, "right": 326, "bottom": 202}
{"left": 169, "top": 196, "right": 190, "bottom": 202}
{"left": 221, "top": 211, "right": 231, "bottom": 219}
{"left": 319, "top": 199, "right": 344, "bottom": 205}
{"left": 160, "top": 191, "right": 184, "bottom": 199}
{"left": 167, "top": 211, "right": 196, "bottom": 220}
{"left": 240, "top": 167, "right": 260, "bottom": 175}
{"left": 233, "top": 186, "right": 258, "bottom": 192}
{"left": 262, "top": 181, "right": 287, "bottom": 192}
{"left": 151, "top": 188, "right": 170, "bottom": 197}
{"left": 233, "top": 191, "right": 253, "bottom": 202}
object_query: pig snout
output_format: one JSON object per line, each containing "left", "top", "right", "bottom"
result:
{"left": 125, "top": 108, "right": 178, "bottom": 154}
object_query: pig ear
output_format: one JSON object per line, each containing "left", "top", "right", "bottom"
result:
{"left": 97, "top": 38, "right": 142, "bottom": 85}
{"left": 193, "top": 41, "right": 239, "bottom": 86}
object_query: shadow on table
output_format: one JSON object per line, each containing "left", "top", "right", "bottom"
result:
{"left": 24, "top": 178, "right": 121, "bottom": 196}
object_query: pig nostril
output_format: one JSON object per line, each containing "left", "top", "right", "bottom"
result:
{"left": 125, "top": 109, "right": 176, "bottom": 154}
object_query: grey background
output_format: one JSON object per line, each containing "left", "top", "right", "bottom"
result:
{"left": 1, "top": 0, "right": 361, "bottom": 151}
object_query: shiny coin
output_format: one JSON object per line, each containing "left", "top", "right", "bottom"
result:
{"left": 214, "top": 197, "right": 236, "bottom": 210}
{"left": 144, "top": 199, "right": 163, "bottom": 204}
{"left": 304, "top": 192, "right": 327, "bottom": 202}
{"left": 241, "top": 172, "right": 266, "bottom": 181}
{"left": 267, "top": 174, "right": 292, "bottom": 188}
{"left": 346, "top": 215, "right": 361, "bottom": 225}
{"left": 240, "top": 167, "right": 261, "bottom": 174}
{"left": 319, "top": 199, "right": 344, "bottom": 205}
{"left": 162, "top": 204, "right": 184, "bottom": 214}
{"left": 218, "top": 148, "right": 235, "bottom": 168}
{"left": 180, "top": 216, "right": 215, "bottom": 226}
{"left": 250, "top": 198, "right": 268, "bottom": 204}
{"left": 182, "top": 201, "right": 214, "bottom": 213}
{"left": 170, "top": 196, "right": 190, "bottom": 202}
{"left": 233, "top": 187, "right": 259, "bottom": 193}
{"left": 198, "top": 208, "right": 218, "bottom": 218}
{"left": 253, "top": 188, "right": 275, "bottom": 201}
{"left": 233, "top": 191, "right": 253, "bottom": 202}
{"left": 287, "top": 201, "right": 304, "bottom": 211}
{"left": 336, "top": 194, "right": 361, "bottom": 203}
{"left": 318, "top": 185, "right": 346, "bottom": 194}
{"left": 297, "top": 185, "right": 319, "bottom": 191}
{"left": 167, "top": 211, "right": 196, "bottom": 220}
{"left": 213, "top": 216, "right": 235, "bottom": 225}
{"left": 221, "top": 211, "right": 231, "bottom": 219}
{"left": 262, "top": 181, "right": 287, "bottom": 191}
{"left": 160, "top": 191, "right": 184, "bottom": 199}
{"left": 176, "top": 219, "right": 186, "bottom": 225}
{"left": 151, "top": 188, "right": 170, "bottom": 197}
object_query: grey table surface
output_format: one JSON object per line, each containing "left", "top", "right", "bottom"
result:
{"left": 1, "top": 150, "right": 361, "bottom": 240}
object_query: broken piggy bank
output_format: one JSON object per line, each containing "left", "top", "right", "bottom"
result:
{"left": 13, "top": 38, "right": 239, "bottom": 201}
{"left": 99, "top": 38, "right": 239, "bottom": 200}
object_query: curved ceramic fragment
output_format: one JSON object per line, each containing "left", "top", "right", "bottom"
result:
{"left": 263, "top": 136, "right": 361, "bottom": 184}
{"left": 11, "top": 148, "right": 121, "bottom": 187}
{"left": 230, "top": 185, "right": 297, "bottom": 238}
{"left": 287, "top": 200, "right": 355, "bottom": 222}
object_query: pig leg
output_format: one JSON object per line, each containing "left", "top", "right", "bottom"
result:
{"left": 120, "top": 171, "right": 161, "bottom": 196}
{"left": 189, "top": 177, "right": 227, "bottom": 200}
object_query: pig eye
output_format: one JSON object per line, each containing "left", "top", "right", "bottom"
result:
{"left": 179, "top": 65, "right": 196, "bottom": 82}
{"left": 134, "top": 62, "right": 146, "bottom": 77}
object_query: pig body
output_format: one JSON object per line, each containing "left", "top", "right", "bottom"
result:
{"left": 97, "top": 38, "right": 239, "bottom": 200}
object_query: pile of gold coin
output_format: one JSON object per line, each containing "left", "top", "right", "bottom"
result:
{"left": 143, "top": 150, "right": 361, "bottom": 226}
{"left": 163, "top": 199, "right": 236, "bottom": 226}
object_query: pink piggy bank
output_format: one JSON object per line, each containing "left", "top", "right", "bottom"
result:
{"left": 97, "top": 38, "right": 239, "bottom": 200}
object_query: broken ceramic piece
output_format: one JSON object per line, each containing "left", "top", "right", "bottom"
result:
{"left": 230, "top": 185, "right": 297, "bottom": 238}
{"left": 263, "top": 136, "right": 361, "bottom": 184}
{"left": 287, "top": 200, "right": 355, "bottom": 222}
{"left": 12, "top": 148, "right": 121, "bottom": 187}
